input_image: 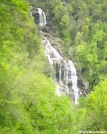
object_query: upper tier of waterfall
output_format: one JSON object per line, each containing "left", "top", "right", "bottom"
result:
{"left": 37, "top": 8, "right": 46, "bottom": 26}
{"left": 30, "top": 6, "right": 46, "bottom": 26}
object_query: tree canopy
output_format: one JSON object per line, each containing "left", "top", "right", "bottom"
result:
{"left": 1, "top": 0, "right": 107, "bottom": 133}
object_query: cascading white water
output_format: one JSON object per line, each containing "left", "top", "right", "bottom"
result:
{"left": 37, "top": 8, "right": 46, "bottom": 26}
{"left": 68, "top": 60, "right": 79, "bottom": 104}
{"left": 34, "top": 8, "right": 79, "bottom": 104}
{"left": 43, "top": 37, "right": 79, "bottom": 104}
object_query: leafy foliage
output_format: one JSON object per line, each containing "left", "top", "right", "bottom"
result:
{"left": 1, "top": 0, "right": 107, "bottom": 133}
{"left": 0, "top": 0, "right": 76, "bottom": 133}
{"left": 45, "top": 0, "right": 107, "bottom": 89}
{"left": 83, "top": 79, "right": 107, "bottom": 130}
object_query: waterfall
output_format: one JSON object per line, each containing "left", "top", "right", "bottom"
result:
{"left": 68, "top": 60, "right": 79, "bottom": 104}
{"left": 32, "top": 7, "right": 79, "bottom": 104}
{"left": 37, "top": 8, "right": 46, "bottom": 26}
{"left": 43, "top": 38, "right": 79, "bottom": 104}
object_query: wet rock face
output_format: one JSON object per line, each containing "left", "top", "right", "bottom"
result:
{"left": 30, "top": 6, "right": 46, "bottom": 26}
{"left": 53, "top": 58, "right": 89, "bottom": 98}
{"left": 53, "top": 59, "right": 74, "bottom": 91}
{"left": 77, "top": 76, "right": 89, "bottom": 96}
{"left": 30, "top": 6, "right": 38, "bottom": 15}
{"left": 30, "top": 6, "right": 39, "bottom": 24}
{"left": 32, "top": 13, "right": 39, "bottom": 24}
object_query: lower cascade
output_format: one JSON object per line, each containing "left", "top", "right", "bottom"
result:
{"left": 43, "top": 37, "right": 79, "bottom": 104}
{"left": 31, "top": 7, "right": 79, "bottom": 104}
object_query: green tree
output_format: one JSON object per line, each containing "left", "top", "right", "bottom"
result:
{"left": 84, "top": 79, "right": 107, "bottom": 130}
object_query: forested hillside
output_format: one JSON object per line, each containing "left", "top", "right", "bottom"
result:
{"left": 0, "top": 0, "right": 107, "bottom": 133}
{"left": 30, "top": 0, "right": 107, "bottom": 90}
